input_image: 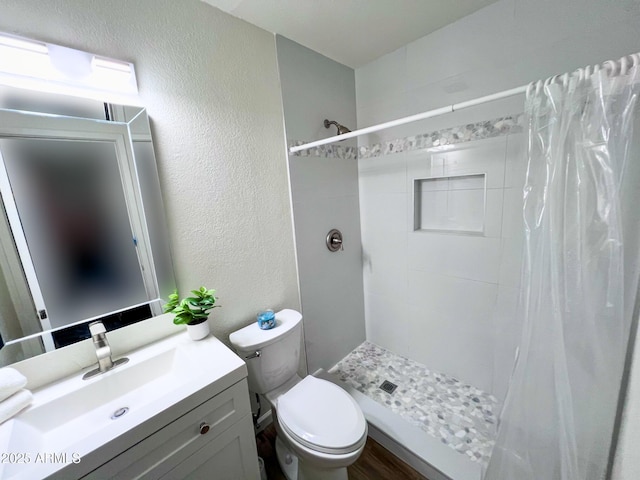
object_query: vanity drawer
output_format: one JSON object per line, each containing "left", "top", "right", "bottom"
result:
{"left": 84, "top": 379, "right": 252, "bottom": 480}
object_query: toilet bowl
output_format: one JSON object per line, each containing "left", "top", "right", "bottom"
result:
{"left": 275, "top": 375, "right": 367, "bottom": 479}
{"left": 229, "top": 309, "right": 367, "bottom": 480}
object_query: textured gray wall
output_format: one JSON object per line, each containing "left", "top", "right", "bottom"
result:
{"left": 0, "top": 0, "right": 300, "bottom": 345}
{"left": 276, "top": 36, "right": 365, "bottom": 373}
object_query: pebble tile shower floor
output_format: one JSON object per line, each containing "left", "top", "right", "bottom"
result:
{"left": 329, "top": 342, "right": 501, "bottom": 465}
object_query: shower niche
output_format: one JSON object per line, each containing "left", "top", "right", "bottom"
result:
{"left": 413, "top": 173, "right": 486, "bottom": 234}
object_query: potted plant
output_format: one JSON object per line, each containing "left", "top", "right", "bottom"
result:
{"left": 163, "top": 286, "right": 219, "bottom": 340}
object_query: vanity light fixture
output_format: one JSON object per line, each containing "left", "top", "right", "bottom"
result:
{"left": 92, "top": 56, "right": 132, "bottom": 73}
{"left": 0, "top": 32, "right": 140, "bottom": 105}
{"left": 0, "top": 34, "right": 48, "bottom": 54}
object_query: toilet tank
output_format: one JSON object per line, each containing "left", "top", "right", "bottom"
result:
{"left": 229, "top": 309, "right": 302, "bottom": 394}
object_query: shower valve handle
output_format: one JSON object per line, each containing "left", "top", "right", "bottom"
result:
{"left": 326, "top": 229, "right": 344, "bottom": 252}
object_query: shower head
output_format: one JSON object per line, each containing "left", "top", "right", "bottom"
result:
{"left": 324, "top": 119, "right": 351, "bottom": 135}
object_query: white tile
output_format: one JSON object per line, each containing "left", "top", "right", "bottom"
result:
{"left": 407, "top": 270, "right": 498, "bottom": 326}
{"left": 356, "top": 93, "right": 409, "bottom": 145}
{"left": 417, "top": 176, "right": 449, "bottom": 192}
{"left": 449, "top": 330, "right": 495, "bottom": 394}
{"left": 501, "top": 187, "right": 525, "bottom": 239}
{"left": 407, "top": 233, "right": 449, "bottom": 276}
{"left": 355, "top": 47, "right": 407, "bottom": 105}
{"left": 404, "top": 304, "right": 458, "bottom": 375}
{"left": 363, "top": 259, "right": 407, "bottom": 303}
{"left": 442, "top": 137, "right": 507, "bottom": 189}
{"left": 505, "top": 133, "right": 527, "bottom": 189}
{"left": 415, "top": 188, "right": 485, "bottom": 234}
{"left": 359, "top": 192, "right": 408, "bottom": 272}
{"left": 363, "top": 292, "right": 409, "bottom": 356}
{"left": 493, "top": 285, "right": 520, "bottom": 330}
{"left": 404, "top": 1, "right": 519, "bottom": 93}
{"left": 406, "top": 149, "right": 443, "bottom": 182}
{"left": 491, "top": 343, "right": 518, "bottom": 403}
{"left": 416, "top": 190, "right": 454, "bottom": 230}
{"left": 406, "top": 137, "right": 507, "bottom": 194}
{"left": 361, "top": 228, "right": 408, "bottom": 275}
{"left": 446, "top": 188, "right": 485, "bottom": 233}
{"left": 413, "top": 179, "right": 503, "bottom": 237}
{"left": 484, "top": 188, "right": 505, "bottom": 238}
{"left": 492, "top": 286, "right": 522, "bottom": 338}
{"left": 492, "top": 286, "right": 523, "bottom": 401}
{"left": 405, "top": 304, "right": 494, "bottom": 393}
{"left": 358, "top": 152, "right": 407, "bottom": 195}
{"left": 379, "top": 92, "right": 523, "bottom": 149}
{"left": 408, "top": 233, "right": 502, "bottom": 284}
{"left": 446, "top": 174, "right": 484, "bottom": 191}
{"left": 406, "top": 78, "right": 525, "bottom": 124}
{"left": 360, "top": 192, "right": 408, "bottom": 234}
{"left": 498, "top": 235, "right": 524, "bottom": 287}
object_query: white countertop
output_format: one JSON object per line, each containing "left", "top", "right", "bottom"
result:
{"left": 0, "top": 332, "right": 246, "bottom": 479}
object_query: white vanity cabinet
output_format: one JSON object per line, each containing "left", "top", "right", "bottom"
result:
{"left": 81, "top": 378, "right": 259, "bottom": 480}
{"left": 1, "top": 333, "right": 264, "bottom": 480}
{"left": 0, "top": 334, "right": 260, "bottom": 480}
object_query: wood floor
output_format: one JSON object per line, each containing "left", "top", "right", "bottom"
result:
{"left": 256, "top": 423, "right": 428, "bottom": 480}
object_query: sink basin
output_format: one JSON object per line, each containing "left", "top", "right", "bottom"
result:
{"left": 0, "top": 332, "right": 246, "bottom": 479}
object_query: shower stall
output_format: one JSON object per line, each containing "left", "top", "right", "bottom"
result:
{"left": 277, "top": 34, "right": 640, "bottom": 480}
{"left": 327, "top": 121, "right": 526, "bottom": 480}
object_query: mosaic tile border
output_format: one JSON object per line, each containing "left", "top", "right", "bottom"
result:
{"left": 289, "top": 114, "right": 524, "bottom": 160}
{"left": 358, "top": 113, "right": 524, "bottom": 159}
{"left": 329, "top": 341, "right": 501, "bottom": 465}
{"left": 288, "top": 140, "right": 358, "bottom": 160}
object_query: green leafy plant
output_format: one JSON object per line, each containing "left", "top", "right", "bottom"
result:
{"left": 163, "top": 286, "right": 220, "bottom": 326}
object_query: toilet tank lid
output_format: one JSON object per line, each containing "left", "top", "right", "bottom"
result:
{"left": 229, "top": 309, "right": 302, "bottom": 351}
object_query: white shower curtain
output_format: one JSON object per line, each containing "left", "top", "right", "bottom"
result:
{"left": 485, "top": 61, "right": 640, "bottom": 480}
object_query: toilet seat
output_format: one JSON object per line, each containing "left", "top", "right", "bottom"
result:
{"left": 277, "top": 376, "right": 367, "bottom": 455}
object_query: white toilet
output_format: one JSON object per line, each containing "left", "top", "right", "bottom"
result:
{"left": 229, "top": 309, "right": 367, "bottom": 480}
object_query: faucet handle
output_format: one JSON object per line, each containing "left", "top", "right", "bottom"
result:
{"left": 89, "top": 321, "right": 106, "bottom": 337}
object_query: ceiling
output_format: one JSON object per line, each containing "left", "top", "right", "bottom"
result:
{"left": 200, "top": 0, "right": 498, "bottom": 68}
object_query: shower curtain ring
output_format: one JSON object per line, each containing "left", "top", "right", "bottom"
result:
{"left": 620, "top": 56, "right": 629, "bottom": 76}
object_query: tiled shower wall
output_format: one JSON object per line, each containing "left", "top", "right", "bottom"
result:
{"left": 359, "top": 129, "right": 526, "bottom": 399}
{"left": 355, "top": 0, "right": 640, "bottom": 402}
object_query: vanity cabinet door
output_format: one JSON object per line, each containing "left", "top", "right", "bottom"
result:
{"left": 83, "top": 379, "right": 259, "bottom": 480}
{"left": 160, "top": 413, "right": 259, "bottom": 480}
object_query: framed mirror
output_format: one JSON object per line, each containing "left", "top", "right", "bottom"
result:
{"left": 0, "top": 100, "right": 175, "bottom": 366}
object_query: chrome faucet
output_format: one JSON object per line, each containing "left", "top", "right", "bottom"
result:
{"left": 83, "top": 321, "right": 129, "bottom": 380}
{"left": 90, "top": 321, "right": 114, "bottom": 372}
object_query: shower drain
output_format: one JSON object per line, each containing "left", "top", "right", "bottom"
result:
{"left": 379, "top": 380, "right": 398, "bottom": 394}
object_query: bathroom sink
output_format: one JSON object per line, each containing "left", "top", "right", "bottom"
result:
{"left": 0, "top": 332, "right": 247, "bottom": 479}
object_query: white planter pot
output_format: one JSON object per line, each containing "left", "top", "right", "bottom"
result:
{"left": 187, "top": 320, "right": 210, "bottom": 341}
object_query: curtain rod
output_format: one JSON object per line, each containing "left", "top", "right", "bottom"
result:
{"left": 290, "top": 52, "right": 640, "bottom": 154}
{"left": 289, "top": 85, "right": 528, "bottom": 154}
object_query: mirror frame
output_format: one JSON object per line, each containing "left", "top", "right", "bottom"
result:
{"left": 0, "top": 106, "right": 173, "bottom": 364}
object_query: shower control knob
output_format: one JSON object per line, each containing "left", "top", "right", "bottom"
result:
{"left": 199, "top": 422, "right": 210, "bottom": 435}
{"left": 326, "top": 229, "right": 344, "bottom": 252}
